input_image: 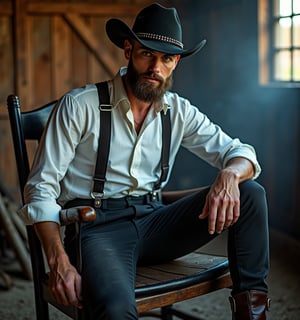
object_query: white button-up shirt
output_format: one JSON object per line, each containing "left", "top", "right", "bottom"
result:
{"left": 20, "top": 67, "right": 261, "bottom": 225}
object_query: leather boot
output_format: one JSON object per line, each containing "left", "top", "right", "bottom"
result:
{"left": 229, "top": 290, "right": 270, "bottom": 320}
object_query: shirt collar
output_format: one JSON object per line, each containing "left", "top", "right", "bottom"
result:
{"left": 111, "top": 67, "right": 170, "bottom": 114}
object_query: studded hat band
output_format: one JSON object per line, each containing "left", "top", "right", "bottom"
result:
{"left": 136, "top": 32, "right": 184, "bottom": 49}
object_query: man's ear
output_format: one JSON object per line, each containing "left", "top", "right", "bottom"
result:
{"left": 175, "top": 55, "right": 181, "bottom": 67}
{"left": 124, "top": 40, "right": 132, "bottom": 60}
{"left": 171, "top": 55, "right": 181, "bottom": 72}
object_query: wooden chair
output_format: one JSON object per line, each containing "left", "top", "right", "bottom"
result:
{"left": 6, "top": 94, "right": 232, "bottom": 320}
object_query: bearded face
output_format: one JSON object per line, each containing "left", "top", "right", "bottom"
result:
{"left": 125, "top": 58, "right": 174, "bottom": 103}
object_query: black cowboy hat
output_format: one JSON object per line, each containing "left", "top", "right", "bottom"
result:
{"left": 106, "top": 3, "right": 206, "bottom": 58}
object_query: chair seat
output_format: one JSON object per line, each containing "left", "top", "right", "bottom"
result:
{"left": 41, "top": 249, "right": 232, "bottom": 317}
{"left": 136, "top": 250, "right": 232, "bottom": 313}
{"left": 136, "top": 250, "right": 229, "bottom": 297}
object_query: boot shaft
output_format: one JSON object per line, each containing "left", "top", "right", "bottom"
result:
{"left": 229, "top": 290, "right": 270, "bottom": 320}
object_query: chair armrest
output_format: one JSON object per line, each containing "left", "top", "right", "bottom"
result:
{"left": 162, "top": 187, "right": 207, "bottom": 204}
{"left": 59, "top": 206, "right": 96, "bottom": 226}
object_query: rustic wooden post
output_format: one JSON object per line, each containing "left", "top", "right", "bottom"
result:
{"left": 12, "top": 0, "right": 32, "bottom": 107}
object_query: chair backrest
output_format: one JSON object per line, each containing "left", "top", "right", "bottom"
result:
{"left": 7, "top": 95, "right": 57, "bottom": 318}
{"left": 7, "top": 95, "right": 56, "bottom": 200}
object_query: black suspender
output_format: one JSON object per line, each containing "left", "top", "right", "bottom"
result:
{"left": 91, "top": 81, "right": 171, "bottom": 208}
{"left": 91, "top": 82, "right": 112, "bottom": 207}
{"left": 153, "top": 108, "right": 171, "bottom": 198}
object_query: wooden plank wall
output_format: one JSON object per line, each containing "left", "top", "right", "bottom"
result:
{"left": 1, "top": 0, "right": 175, "bottom": 199}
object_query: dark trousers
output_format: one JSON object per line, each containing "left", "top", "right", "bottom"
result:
{"left": 64, "top": 180, "right": 269, "bottom": 320}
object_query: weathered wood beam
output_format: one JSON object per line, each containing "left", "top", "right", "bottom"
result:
{"left": 0, "top": 1, "right": 12, "bottom": 14}
{"left": 63, "top": 13, "right": 118, "bottom": 77}
{"left": 51, "top": 16, "right": 72, "bottom": 98}
{"left": 0, "top": 1, "right": 143, "bottom": 16}
{"left": 12, "top": 0, "right": 32, "bottom": 105}
{"left": 27, "top": 3, "right": 140, "bottom": 16}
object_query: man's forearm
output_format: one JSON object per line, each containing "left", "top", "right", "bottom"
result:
{"left": 34, "top": 221, "right": 69, "bottom": 269}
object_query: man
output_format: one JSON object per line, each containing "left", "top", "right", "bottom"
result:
{"left": 20, "top": 3, "right": 270, "bottom": 320}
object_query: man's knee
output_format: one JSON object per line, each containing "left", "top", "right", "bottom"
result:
{"left": 239, "top": 180, "right": 268, "bottom": 222}
{"left": 240, "top": 180, "right": 266, "bottom": 203}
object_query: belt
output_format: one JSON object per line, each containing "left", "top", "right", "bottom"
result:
{"left": 65, "top": 193, "right": 161, "bottom": 210}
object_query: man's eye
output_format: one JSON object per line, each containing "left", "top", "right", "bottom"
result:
{"left": 142, "top": 51, "right": 152, "bottom": 57}
{"left": 163, "top": 56, "right": 173, "bottom": 62}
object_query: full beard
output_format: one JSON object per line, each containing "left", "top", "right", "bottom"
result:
{"left": 125, "top": 59, "right": 173, "bottom": 103}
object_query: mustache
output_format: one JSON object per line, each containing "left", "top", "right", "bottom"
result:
{"left": 141, "top": 72, "right": 164, "bottom": 82}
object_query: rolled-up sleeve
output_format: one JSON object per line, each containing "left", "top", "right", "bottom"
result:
{"left": 222, "top": 141, "right": 261, "bottom": 179}
{"left": 18, "top": 201, "right": 61, "bottom": 225}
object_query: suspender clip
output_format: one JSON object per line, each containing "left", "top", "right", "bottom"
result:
{"left": 150, "top": 190, "right": 161, "bottom": 202}
{"left": 90, "top": 192, "right": 104, "bottom": 208}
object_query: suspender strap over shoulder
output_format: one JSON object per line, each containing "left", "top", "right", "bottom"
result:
{"left": 153, "top": 109, "right": 171, "bottom": 196}
{"left": 92, "top": 81, "right": 171, "bottom": 207}
{"left": 92, "top": 81, "right": 112, "bottom": 207}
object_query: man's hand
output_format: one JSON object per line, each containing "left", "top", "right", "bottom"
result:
{"left": 48, "top": 253, "right": 82, "bottom": 308}
{"left": 199, "top": 169, "right": 240, "bottom": 234}
{"left": 199, "top": 157, "right": 254, "bottom": 234}
{"left": 33, "top": 221, "right": 83, "bottom": 308}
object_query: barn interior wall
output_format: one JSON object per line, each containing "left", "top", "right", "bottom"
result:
{"left": 0, "top": 0, "right": 299, "bottom": 239}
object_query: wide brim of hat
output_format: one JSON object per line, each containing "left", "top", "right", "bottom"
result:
{"left": 106, "top": 18, "right": 206, "bottom": 58}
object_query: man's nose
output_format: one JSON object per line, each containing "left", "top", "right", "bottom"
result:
{"left": 149, "top": 57, "right": 162, "bottom": 73}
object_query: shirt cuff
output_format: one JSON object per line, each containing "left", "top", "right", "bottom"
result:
{"left": 224, "top": 147, "right": 262, "bottom": 180}
{"left": 18, "top": 201, "right": 61, "bottom": 225}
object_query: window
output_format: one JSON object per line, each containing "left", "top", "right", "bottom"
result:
{"left": 259, "top": 0, "right": 300, "bottom": 86}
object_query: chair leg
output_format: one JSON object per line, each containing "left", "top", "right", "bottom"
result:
{"left": 161, "top": 306, "right": 174, "bottom": 320}
{"left": 139, "top": 306, "right": 174, "bottom": 319}
{"left": 139, "top": 305, "right": 206, "bottom": 320}
{"left": 163, "top": 305, "right": 208, "bottom": 320}
{"left": 35, "top": 299, "right": 49, "bottom": 320}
